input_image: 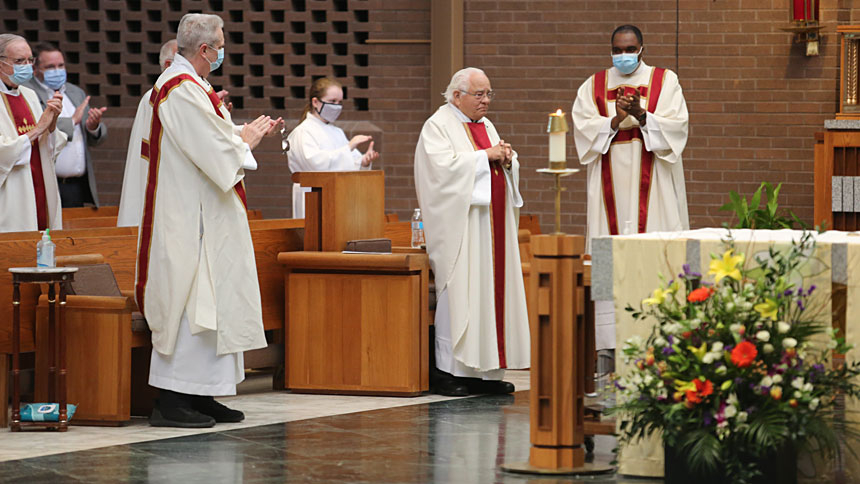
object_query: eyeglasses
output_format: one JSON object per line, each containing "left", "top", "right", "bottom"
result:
{"left": 0, "top": 56, "right": 35, "bottom": 65}
{"left": 460, "top": 90, "right": 496, "bottom": 101}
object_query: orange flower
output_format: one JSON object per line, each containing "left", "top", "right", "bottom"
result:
{"left": 685, "top": 379, "right": 714, "bottom": 404}
{"left": 687, "top": 287, "right": 713, "bottom": 303}
{"left": 731, "top": 341, "right": 757, "bottom": 368}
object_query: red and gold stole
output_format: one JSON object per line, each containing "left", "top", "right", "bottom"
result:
{"left": 137, "top": 74, "right": 246, "bottom": 316}
{"left": 592, "top": 67, "right": 666, "bottom": 235}
{"left": 2, "top": 92, "right": 48, "bottom": 230}
{"left": 464, "top": 121, "right": 507, "bottom": 368}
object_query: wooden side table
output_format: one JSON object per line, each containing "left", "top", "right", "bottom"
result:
{"left": 9, "top": 267, "right": 77, "bottom": 431}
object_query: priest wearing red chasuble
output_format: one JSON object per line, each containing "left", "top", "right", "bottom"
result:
{"left": 0, "top": 34, "right": 66, "bottom": 233}
{"left": 414, "top": 67, "right": 530, "bottom": 396}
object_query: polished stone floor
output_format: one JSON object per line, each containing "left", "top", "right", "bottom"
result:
{"left": 0, "top": 391, "right": 651, "bottom": 484}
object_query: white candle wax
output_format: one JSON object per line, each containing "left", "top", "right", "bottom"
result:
{"left": 549, "top": 131, "right": 566, "bottom": 162}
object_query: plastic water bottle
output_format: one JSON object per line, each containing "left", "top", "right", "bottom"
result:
{"left": 36, "top": 229, "right": 55, "bottom": 268}
{"left": 411, "top": 208, "right": 425, "bottom": 248}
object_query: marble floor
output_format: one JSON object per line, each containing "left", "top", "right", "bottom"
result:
{"left": 0, "top": 390, "right": 641, "bottom": 484}
{"left": 0, "top": 369, "right": 660, "bottom": 484}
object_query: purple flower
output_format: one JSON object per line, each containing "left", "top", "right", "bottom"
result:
{"left": 797, "top": 300, "right": 805, "bottom": 311}
{"left": 808, "top": 285, "right": 817, "bottom": 295}
{"left": 662, "top": 346, "right": 675, "bottom": 355}
{"left": 703, "top": 412, "right": 713, "bottom": 426}
{"left": 783, "top": 289, "right": 794, "bottom": 297}
{"left": 614, "top": 381, "right": 626, "bottom": 390}
{"left": 667, "top": 335, "right": 674, "bottom": 344}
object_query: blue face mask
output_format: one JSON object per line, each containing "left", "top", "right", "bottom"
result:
{"left": 208, "top": 47, "right": 224, "bottom": 72}
{"left": 612, "top": 48, "right": 642, "bottom": 75}
{"left": 42, "top": 68, "right": 66, "bottom": 90}
{"left": 5, "top": 62, "right": 33, "bottom": 86}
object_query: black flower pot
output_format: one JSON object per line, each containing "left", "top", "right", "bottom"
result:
{"left": 663, "top": 443, "right": 797, "bottom": 484}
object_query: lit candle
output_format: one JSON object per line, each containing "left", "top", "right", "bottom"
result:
{"left": 547, "top": 109, "right": 569, "bottom": 169}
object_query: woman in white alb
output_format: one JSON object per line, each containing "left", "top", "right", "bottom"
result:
{"left": 287, "top": 77, "right": 378, "bottom": 218}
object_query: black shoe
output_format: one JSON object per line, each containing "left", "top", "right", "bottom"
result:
{"left": 432, "top": 377, "right": 469, "bottom": 396}
{"left": 430, "top": 368, "right": 469, "bottom": 396}
{"left": 150, "top": 405, "right": 215, "bottom": 428}
{"left": 462, "top": 379, "right": 515, "bottom": 395}
{"left": 192, "top": 396, "right": 245, "bottom": 423}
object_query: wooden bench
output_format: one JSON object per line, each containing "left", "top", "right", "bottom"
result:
{"left": 1, "top": 219, "right": 303, "bottom": 425}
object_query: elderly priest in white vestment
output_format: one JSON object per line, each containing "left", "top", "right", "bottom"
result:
{"left": 117, "top": 39, "right": 177, "bottom": 227}
{"left": 414, "top": 67, "right": 530, "bottom": 396}
{"left": 136, "top": 13, "right": 278, "bottom": 428}
{"left": 572, "top": 24, "right": 689, "bottom": 352}
{"left": 0, "top": 33, "right": 66, "bottom": 233}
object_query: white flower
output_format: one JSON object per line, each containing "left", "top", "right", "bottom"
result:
{"left": 690, "top": 319, "right": 701, "bottom": 329}
{"left": 644, "top": 374, "right": 654, "bottom": 385}
{"left": 763, "top": 343, "right": 774, "bottom": 354}
{"left": 777, "top": 321, "right": 790, "bottom": 334}
{"left": 772, "top": 374, "right": 783, "bottom": 384}
{"left": 737, "top": 411, "right": 748, "bottom": 423}
{"left": 761, "top": 376, "right": 773, "bottom": 387}
{"left": 703, "top": 353, "right": 717, "bottom": 364}
{"left": 729, "top": 323, "right": 743, "bottom": 334}
{"left": 803, "top": 382, "right": 813, "bottom": 392}
{"left": 791, "top": 377, "right": 804, "bottom": 390}
{"left": 712, "top": 342, "right": 724, "bottom": 352}
{"left": 741, "top": 302, "right": 753, "bottom": 311}
{"left": 828, "top": 339, "right": 838, "bottom": 349}
{"left": 715, "top": 366, "right": 727, "bottom": 375}
{"left": 724, "top": 404, "right": 738, "bottom": 418}
{"left": 726, "top": 302, "right": 735, "bottom": 312}
{"left": 756, "top": 330, "right": 770, "bottom": 342}
{"left": 783, "top": 337, "right": 797, "bottom": 349}
{"left": 727, "top": 393, "right": 739, "bottom": 406}
{"left": 654, "top": 337, "right": 667, "bottom": 347}
{"left": 794, "top": 391, "right": 802, "bottom": 399}
{"left": 809, "top": 398, "right": 820, "bottom": 410}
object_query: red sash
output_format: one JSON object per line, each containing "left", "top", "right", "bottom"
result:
{"left": 464, "top": 121, "right": 507, "bottom": 368}
{"left": 2, "top": 92, "right": 48, "bottom": 230}
{"left": 136, "top": 74, "right": 246, "bottom": 316}
{"left": 593, "top": 67, "right": 666, "bottom": 234}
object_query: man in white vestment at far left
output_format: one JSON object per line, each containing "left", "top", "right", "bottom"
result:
{"left": 136, "top": 13, "right": 281, "bottom": 428}
{"left": 0, "top": 33, "right": 66, "bottom": 233}
{"left": 414, "top": 67, "right": 530, "bottom": 396}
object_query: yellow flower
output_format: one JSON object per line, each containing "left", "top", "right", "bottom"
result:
{"left": 687, "top": 342, "right": 707, "bottom": 362}
{"left": 643, "top": 287, "right": 669, "bottom": 306}
{"left": 708, "top": 249, "right": 744, "bottom": 284}
{"left": 754, "top": 298, "right": 778, "bottom": 320}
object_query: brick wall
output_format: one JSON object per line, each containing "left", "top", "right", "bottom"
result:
{"left": 5, "top": 1, "right": 857, "bottom": 232}
{"left": 372, "top": 0, "right": 860, "bottom": 233}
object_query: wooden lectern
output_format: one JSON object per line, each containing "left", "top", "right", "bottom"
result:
{"left": 283, "top": 170, "right": 430, "bottom": 395}
{"left": 293, "top": 171, "right": 385, "bottom": 251}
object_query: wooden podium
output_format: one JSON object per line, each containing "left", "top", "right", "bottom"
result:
{"left": 293, "top": 170, "right": 385, "bottom": 251}
{"left": 282, "top": 171, "right": 430, "bottom": 395}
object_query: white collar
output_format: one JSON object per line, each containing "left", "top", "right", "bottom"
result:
{"left": 447, "top": 102, "right": 483, "bottom": 123}
{"left": 0, "top": 78, "right": 20, "bottom": 96}
{"left": 166, "top": 54, "right": 210, "bottom": 88}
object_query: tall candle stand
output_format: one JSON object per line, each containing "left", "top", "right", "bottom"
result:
{"left": 540, "top": 110, "right": 578, "bottom": 234}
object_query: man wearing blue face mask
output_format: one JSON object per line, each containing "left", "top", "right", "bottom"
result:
{"left": 572, "top": 25, "right": 689, "bottom": 353}
{"left": 0, "top": 33, "right": 66, "bottom": 232}
{"left": 25, "top": 42, "right": 107, "bottom": 208}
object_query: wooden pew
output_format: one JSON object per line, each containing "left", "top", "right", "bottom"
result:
{"left": 62, "top": 206, "right": 119, "bottom": 220}
{"left": 61, "top": 208, "right": 264, "bottom": 230}
{"left": 1, "top": 219, "right": 303, "bottom": 425}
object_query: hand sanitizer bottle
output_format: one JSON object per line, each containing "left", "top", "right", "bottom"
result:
{"left": 36, "top": 229, "right": 55, "bottom": 268}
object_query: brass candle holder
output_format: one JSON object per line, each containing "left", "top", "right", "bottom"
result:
{"left": 539, "top": 110, "right": 579, "bottom": 235}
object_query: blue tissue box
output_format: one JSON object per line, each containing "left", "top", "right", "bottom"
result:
{"left": 20, "top": 403, "right": 77, "bottom": 422}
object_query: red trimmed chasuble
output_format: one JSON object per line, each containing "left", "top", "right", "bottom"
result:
{"left": 465, "top": 121, "right": 507, "bottom": 368}
{"left": 2, "top": 92, "right": 48, "bottom": 230}
{"left": 592, "top": 67, "right": 666, "bottom": 235}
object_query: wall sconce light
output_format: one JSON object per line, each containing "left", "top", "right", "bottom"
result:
{"left": 780, "top": 0, "right": 821, "bottom": 56}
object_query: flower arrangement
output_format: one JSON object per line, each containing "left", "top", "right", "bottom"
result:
{"left": 609, "top": 233, "right": 860, "bottom": 483}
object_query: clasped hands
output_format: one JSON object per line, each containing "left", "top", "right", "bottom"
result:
{"left": 29, "top": 91, "right": 63, "bottom": 141}
{"left": 612, "top": 88, "right": 646, "bottom": 130}
{"left": 485, "top": 139, "right": 513, "bottom": 169}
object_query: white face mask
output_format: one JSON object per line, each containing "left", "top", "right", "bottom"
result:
{"left": 316, "top": 101, "right": 343, "bottom": 123}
